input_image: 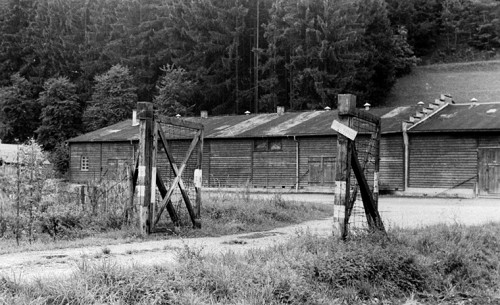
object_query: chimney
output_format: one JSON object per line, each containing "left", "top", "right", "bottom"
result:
{"left": 132, "top": 109, "right": 139, "bottom": 126}
{"left": 277, "top": 106, "right": 285, "bottom": 115}
{"left": 364, "top": 103, "right": 371, "bottom": 111}
{"left": 200, "top": 110, "right": 208, "bottom": 119}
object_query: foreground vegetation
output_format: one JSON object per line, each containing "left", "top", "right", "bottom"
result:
{"left": 1, "top": 223, "right": 499, "bottom": 304}
{"left": 0, "top": 188, "right": 332, "bottom": 254}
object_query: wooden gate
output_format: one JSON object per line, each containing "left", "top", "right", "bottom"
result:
{"left": 479, "top": 148, "right": 500, "bottom": 196}
{"left": 132, "top": 102, "right": 204, "bottom": 234}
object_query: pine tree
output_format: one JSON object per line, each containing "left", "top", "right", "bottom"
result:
{"left": 0, "top": 0, "right": 37, "bottom": 86}
{"left": 262, "top": 0, "right": 363, "bottom": 110}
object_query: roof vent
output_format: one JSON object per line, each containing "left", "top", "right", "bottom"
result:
{"left": 364, "top": 103, "right": 371, "bottom": 111}
{"left": 444, "top": 94, "right": 454, "bottom": 104}
{"left": 417, "top": 101, "right": 425, "bottom": 112}
{"left": 200, "top": 110, "right": 208, "bottom": 119}
{"left": 470, "top": 97, "right": 478, "bottom": 103}
{"left": 277, "top": 106, "right": 285, "bottom": 115}
{"left": 324, "top": 106, "right": 331, "bottom": 111}
{"left": 176, "top": 114, "right": 181, "bottom": 118}
{"left": 132, "top": 109, "right": 139, "bottom": 126}
{"left": 244, "top": 111, "right": 251, "bottom": 115}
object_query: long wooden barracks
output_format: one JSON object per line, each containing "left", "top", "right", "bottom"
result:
{"left": 67, "top": 95, "right": 500, "bottom": 198}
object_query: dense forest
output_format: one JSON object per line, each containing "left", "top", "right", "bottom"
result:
{"left": 0, "top": 0, "right": 499, "bottom": 154}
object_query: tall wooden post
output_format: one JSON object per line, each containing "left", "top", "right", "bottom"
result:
{"left": 137, "top": 102, "right": 154, "bottom": 234}
{"left": 373, "top": 123, "right": 381, "bottom": 209}
{"left": 334, "top": 94, "right": 356, "bottom": 238}
{"left": 195, "top": 129, "right": 204, "bottom": 220}
{"left": 150, "top": 121, "right": 158, "bottom": 232}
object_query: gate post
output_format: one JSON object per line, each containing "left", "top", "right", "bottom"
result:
{"left": 334, "top": 94, "right": 356, "bottom": 238}
{"left": 137, "top": 102, "right": 154, "bottom": 234}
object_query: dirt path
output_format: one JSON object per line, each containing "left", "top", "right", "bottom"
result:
{"left": 0, "top": 218, "right": 333, "bottom": 284}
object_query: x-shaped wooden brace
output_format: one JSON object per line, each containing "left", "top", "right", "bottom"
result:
{"left": 154, "top": 125, "right": 202, "bottom": 229}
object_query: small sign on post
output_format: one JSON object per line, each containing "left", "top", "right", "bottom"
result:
{"left": 331, "top": 120, "right": 358, "bottom": 141}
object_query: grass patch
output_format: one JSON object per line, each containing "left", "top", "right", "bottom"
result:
{"left": 2, "top": 223, "right": 500, "bottom": 304}
{"left": 175, "top": 193, "right": 332, "bottom": 238}
{"left": 0, "top": 192, "right": 332, "bottom": 254}
{"left": 386, "top": 60, "right": 500, "bottom": 105}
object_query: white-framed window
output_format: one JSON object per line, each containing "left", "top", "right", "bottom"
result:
{"left": 80, "top": 156, "right": 89, "bottom": 171}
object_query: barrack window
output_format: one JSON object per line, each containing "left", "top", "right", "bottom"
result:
{"left": 80, "top": 156, "right": 89, "bottom": 171}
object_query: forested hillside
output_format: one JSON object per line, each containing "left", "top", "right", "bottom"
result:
{"left": 0, "top": 0, "right": 499, "bottom": 153}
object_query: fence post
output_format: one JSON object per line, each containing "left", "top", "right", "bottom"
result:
{"left": 195, "top": 129, "right": 204, "bottom": 220}
{"left": 150, "top": 121, "right": 158, "bottom": 231}
{"left": 137, "top": 102, "right": 154, "bottom": 234}
{"left": 334, "top": 94, "right": 356, "bottom": 238}
{"left": 80, "top": 185, "right": 86, "bottom": 211}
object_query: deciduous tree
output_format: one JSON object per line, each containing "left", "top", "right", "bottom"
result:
{"left": 36, "top": 76, "right": 82, "bottom": 150}
{"left": 83, "top": 64, "right": 137, "bottom": 131}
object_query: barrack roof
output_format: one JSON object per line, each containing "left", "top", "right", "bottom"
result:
{"left": 67, "top": 106, "right": 416, "bottom": 143}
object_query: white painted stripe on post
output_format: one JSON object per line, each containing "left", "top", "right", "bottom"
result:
{"left": 138, "top": 165, "right": 146, "bottom": 178}
{"left": 137, "top": 185, "right": 145, "bottom": 199}
{"left": 151, "top": 167, "right": 156, "bottom": 203}
{"left": 334, "top": 180, "right": 346, "bottom": 206}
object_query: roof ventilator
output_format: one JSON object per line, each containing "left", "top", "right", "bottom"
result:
{"left": 407, "top": 94, "right": 450, "bottom": 125}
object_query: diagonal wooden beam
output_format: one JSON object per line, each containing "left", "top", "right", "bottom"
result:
{"left": 347, "top": 127, "right": 381, "bottom": 217}
{"left": 157, "top": 125, "right": 194, "bottom": 208}
{"left": 351, "top": 147, "right": 385, "bottom": 232}
{"left": 131, "top": 152, "right": 140, "bottom": 189}
{"left": 157, "top": 125, "right": 198, "bottom": 226}
{"left": 155, "top": 171, "right": 179, "bottom": 226}
{"left": 155, "top": 128, "right": 201, "bottom": 227}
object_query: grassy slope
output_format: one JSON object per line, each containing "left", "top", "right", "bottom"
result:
{"left": 385, "top": 60, "right": 500, "bottom": 106}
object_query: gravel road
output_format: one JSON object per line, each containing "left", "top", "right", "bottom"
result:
{"left": 1, "top": 195, "right": 498, "bottom": 284}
